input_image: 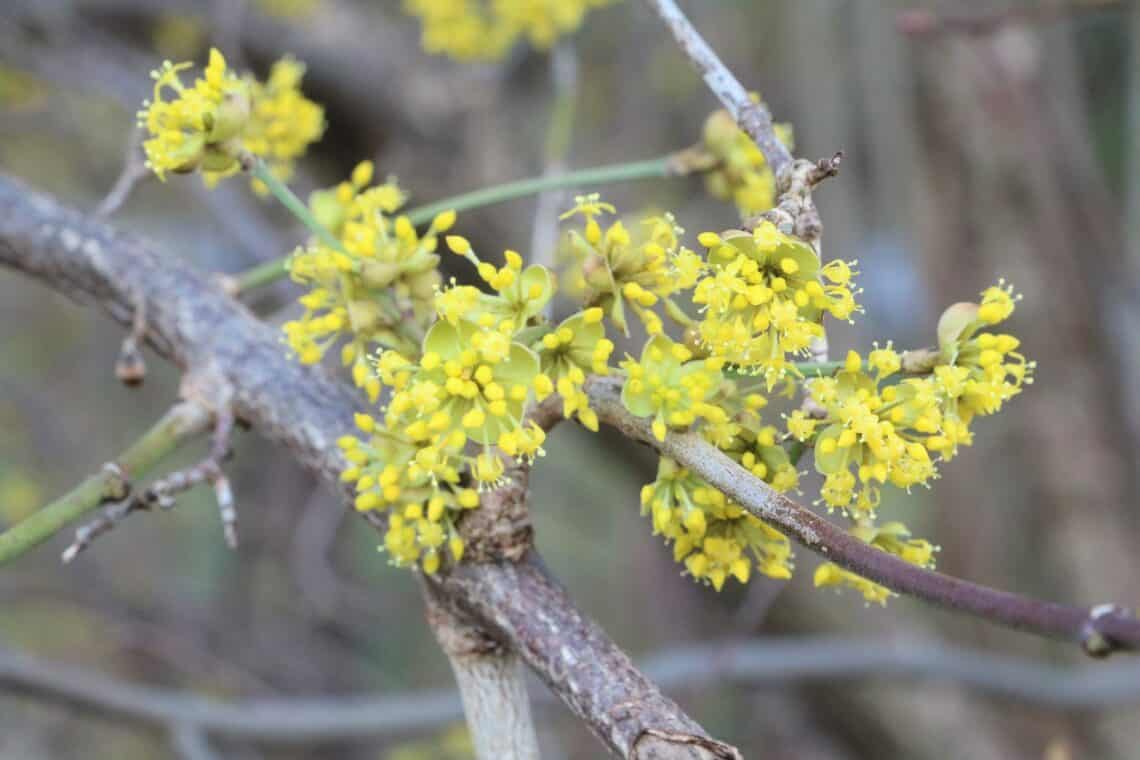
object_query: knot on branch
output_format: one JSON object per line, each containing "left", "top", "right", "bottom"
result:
{"left": 424, "top": 587, "right": 506, "bottom": 659}
{"left": 456, "top": 463, "right": 533, "bottom": 564}
{"left": 753, "top": 153, "right": 841, "bottom": 252}
{"left": 1082, "top": 604, "right": 1138, "bottom": 658}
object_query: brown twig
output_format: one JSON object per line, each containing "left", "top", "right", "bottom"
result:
{"left": 585, "top": 375, "right": 1140, "bottom": 657}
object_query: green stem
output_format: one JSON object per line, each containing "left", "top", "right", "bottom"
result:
{"left": 0, "top": 404, "right": 209, "bottom": 565}
{"left": 230, "top": 257, "right": 286, "bottom": 293}
{"left": 726, "top": 360, "right": 846, "bottom": 379}
{"left": 406, "top": 156, "right": 675, "bottom": 224}
{"left": 231, "top": 155, "right": 679, "bottom": 294}
{"left": 249, "top": 160, "right": 342, "bottom": 251}
{"left": 793, "top": 360, "right": 845, "bottom": 376}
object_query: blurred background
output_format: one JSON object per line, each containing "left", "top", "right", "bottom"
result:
{"left": 1, "top": 0, "right": 1139, "bottom": 758}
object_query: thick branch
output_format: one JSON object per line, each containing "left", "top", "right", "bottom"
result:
{"left": 585, "top": 375, "right": 1140, "bottom": 656}
{"left": 0, "top": 174, "right": 727, "bottom": 758}
{"left": 425, "top": 590, "right": 541, "bottom": 760}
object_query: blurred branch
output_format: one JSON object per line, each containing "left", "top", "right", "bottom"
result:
{"left": 585, "top": 375, "right": 1140, "bottom": 656}
{"left": 531, "top": 41, "right": 579, "bottom": 319}
{"left": 170, "top": 724, "right": 222, "bottom": 760}
{"left": 896, "top": 1, "right": 1124, "bottom": 38}
{"left": 0, "top": 174, "right": 729, "bottom": 758}
{"left": 4, "top": 636, "right": 1140, "bottom": 748}
{"left": 0, "top": 401, "right": 210, "bottom": 565}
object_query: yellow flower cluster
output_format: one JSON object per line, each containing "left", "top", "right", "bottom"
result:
{"left": 791, "top": 283, "right": 1032, "bottom": 518}
{"left": 404, "top": 0, "right": 615, "bottom": 61}
{"left": 243, "top": 57, "right": 326, "bottom": 193}
{"left": 694, "top": 222, "right": 859, "bottom": 384}
{"left": 283, "top": 162, "right": 453, "bottom": 386}
{"left": 534, "top": 309, "right": 614, "bottom": 431}
{"left": 814, "top": 522, "right": 936, "bottom": 605}
{"left": 137, "top": 48, "right": 323, "bottom": 188}
{"left": 701, "top": 106, "right": 794, "bottom": 217}
{"left": 620, "top": 334, "right": 726, "bottom": 443}
{"left": 335, "top": 228, "right": 617, "bottom": 572}
{"left": 640, "top": 458, "right": 793, "bottom": 590}
{"left": 561, "top": 195, "right": 702, "bottom": 336}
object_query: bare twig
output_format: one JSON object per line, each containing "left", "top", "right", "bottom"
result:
{"left": 94, "top": 125, "right": 149, "bottom": 218}
{"left": 644, "top": 0, "right": 793, "bottom": 178}
{"left": 531, "top": 41, "right": 579, "bottom": 320}
{"left": 0, "top": 402, "right": 210, "bottom": 565}
{"left": 585, "top": 375, "right": 1140, "bottom": 656}
{"left": 62, "top": 395, "right": 239, "bottom": 562}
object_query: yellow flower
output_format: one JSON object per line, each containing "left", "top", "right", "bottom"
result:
{"left": 700, "top": 102, "right": 794, "bottom": 217}
{"left": 694, "top": 222, "right": 858, "bottom": 381}
{"left": 532, "top": 308, "right": 612, "bottom": 430}
{"left": 404, "top": 0, "right": 615, "bottom": 61}
{"left": 814, "top": 521, "right": 936, "bottom": 605}
{"left": 137, "top": 48, "right": 323, "bottom": 189}
{"left": 284, "top": 173, "right": 449, "bottom": 372}
{"left": 242, "top": 56, "right": 326, "bottom": 194}
{"left": 641, "top": 458, "right": 793, "bottom": 591}
{"left": 562, "top": 197, "right": 693, "bottom": 335}
{"left": 621, "top": 335, "right": 725, "bottom": 442}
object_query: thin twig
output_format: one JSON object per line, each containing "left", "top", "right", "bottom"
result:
{"left": 644, "top": 0, "right": 793, "bottom": 177}
{"left": 227, "top": 154, "right": 686, "bottom": 294}
{"left": 94, "top": 125, "right": 149, "bottom": 218}
{"left": 585, "top": 375, "right": 1140, "bottom": 656}
{"left": 0, "top": 402, "right": 210, "bottom": 565}
{"left": 63, "top": 403, "right": 239, "bottom": 561}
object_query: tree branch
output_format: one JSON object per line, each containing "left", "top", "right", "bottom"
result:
{"left": 584, "top": 375, "right": 1140, "bottom": 656}
{"left": 644, "top": 0, "right": 793, "bottom": 177}
{"left": 0, "top": 173, "right": 729, "bottom": 758}
{"left": 0, "top": 402, "right": 210, "bottom": 565}
{"left": 4, "top": 637, "right": 1139, "bottom": 748}
{"left": 425, "top": 589, "right": 541, "bottom": 760}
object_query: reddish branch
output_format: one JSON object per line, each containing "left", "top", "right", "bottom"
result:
{"left": 639, "top": 0, "right": 1139, "bottom": 656}
{"left": 585, "top": 375, "right": 1140, "bottom": 656}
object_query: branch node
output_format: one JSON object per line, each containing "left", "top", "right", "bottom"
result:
{"left": 1082, "top": 603, "right": 1134, "bottom": 658}
{"left": 61, "top": 394, "right": 239, "bottom": 562}
{"left": 807, "top": 150, "right": 844, "bottom": 186}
